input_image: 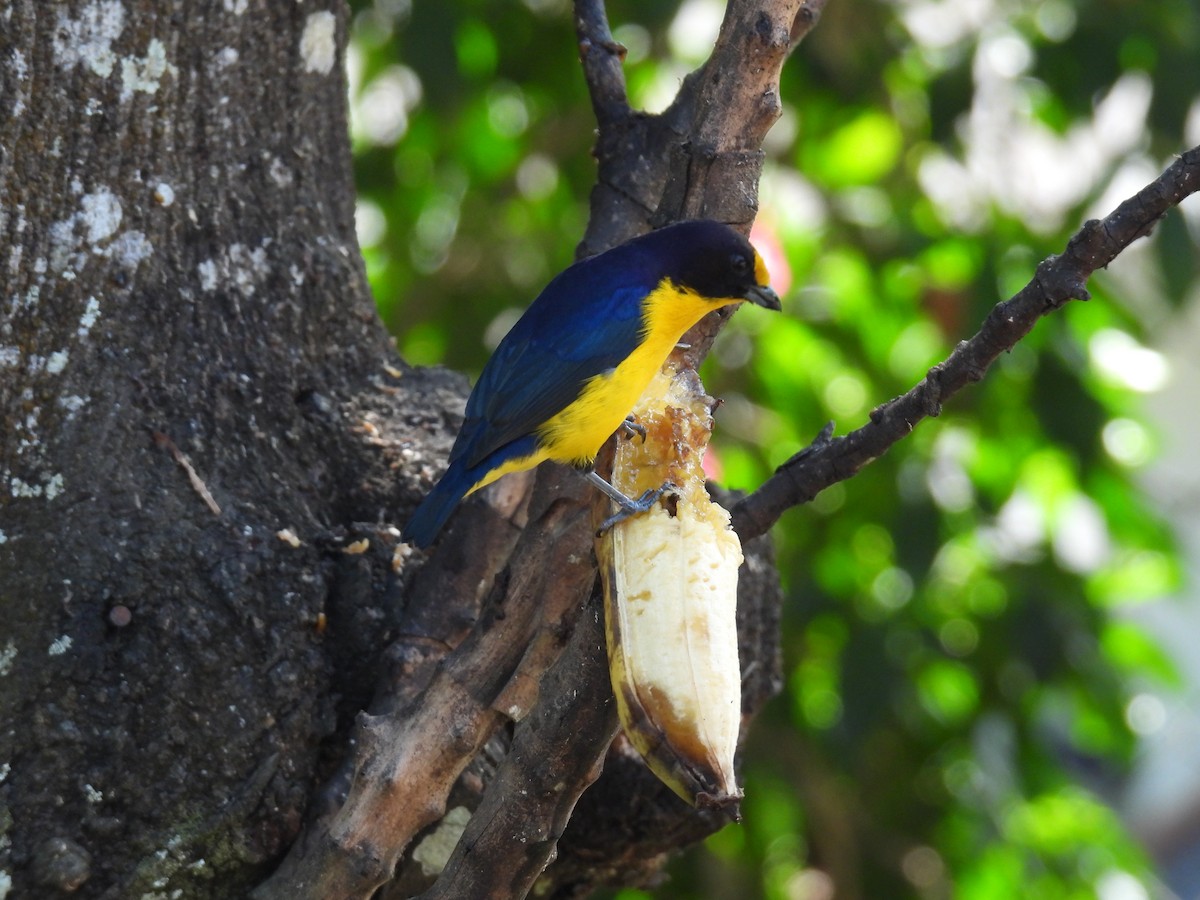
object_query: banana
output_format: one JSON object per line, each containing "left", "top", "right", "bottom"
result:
{"left": 595, "top": 364, "right": 744, "bottom": 817}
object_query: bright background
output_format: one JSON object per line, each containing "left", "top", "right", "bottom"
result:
{"left": 347, "top": 0, "right": 1200, "bottom": 896}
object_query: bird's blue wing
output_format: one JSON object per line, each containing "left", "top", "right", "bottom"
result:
{"left": 450, "top": 265, "right": 652, "bottom": 469}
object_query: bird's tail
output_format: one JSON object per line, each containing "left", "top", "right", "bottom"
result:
{"left": 401, "top": 462, "right": 474, "bottom": 548}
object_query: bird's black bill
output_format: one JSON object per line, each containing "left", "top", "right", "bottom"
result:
{"left": 743, "top": 284, "right": 782, "bottom": 310}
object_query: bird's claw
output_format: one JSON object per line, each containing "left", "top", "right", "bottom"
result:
{"left": 619, "top": 416, "right": 648, "bottom": 443}
{"left": 596, "top": 482, "right": 678, "bottom": 536}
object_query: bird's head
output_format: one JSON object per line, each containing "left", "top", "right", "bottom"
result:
{"left": 648, "top": 220, "right": 782, "bottom": 312}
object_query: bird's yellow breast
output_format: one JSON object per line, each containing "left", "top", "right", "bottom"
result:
{"left": 536, "top": 279, "right": 738, "bottom": 465}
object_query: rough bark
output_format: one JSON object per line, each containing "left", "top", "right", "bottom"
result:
{"left": 1, "top": 1, "right": 805, "bottom": 897}
{"left": 0, "top": 2, "right": 409, "bottom": 896}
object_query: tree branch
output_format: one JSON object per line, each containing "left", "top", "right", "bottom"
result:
{"left": 653, "top": 0, "right": 829, "bottom": 225}
{"left": 410, "top": 5, "right": 814, "bottom": 894}
{"left": 414, "top": 592, "right": 618, "bottom": 900}
{"left": 576, "top": 0, "right": 812, "bottom": 257}
{"left": 731, "top": 145, "right": 1200, "bottom": 541}
{"left": 574, "top": 0, "right": 631, "bottom": 130}
{"left": 255, "top": 483, "right": 596, "bottom": 899}
{"left": 262, "top": 3, "right": 822, "bottom": 896}
{"left": 790, "top": 0, "right": 830, "bottom": 46}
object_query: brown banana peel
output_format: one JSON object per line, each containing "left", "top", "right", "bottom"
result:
{"left": 595, "top": 365, "right": 744, "bottom": 818}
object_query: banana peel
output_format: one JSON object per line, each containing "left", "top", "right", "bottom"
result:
{"left": 594, "top": 365, "right": 744, "bottom": 817}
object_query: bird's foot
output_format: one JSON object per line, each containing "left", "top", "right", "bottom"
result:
{"left": 597, "top": 483, "right": 677, "bottom": 535}
{"left": 585, "top": 470, "right": 678, "bottom": 536}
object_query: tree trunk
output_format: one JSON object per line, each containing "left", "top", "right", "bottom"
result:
{"left": 1, "top": 1, "right": 803, "bottom": 897}
{"left": 0, "top": 2, "right": 404, "bottom": 895}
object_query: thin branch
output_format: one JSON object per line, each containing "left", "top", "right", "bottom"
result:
{"left": 790, "top": 0, "right": 830, "bottom": 47}
{"left": 731, "top": 145, "right": 1200, "bottom": 541}
{"left": 574, "top": 0, "right": 631, "bottom": 129}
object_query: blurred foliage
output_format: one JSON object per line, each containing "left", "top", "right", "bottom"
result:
{"left": 348, "top": 0, "right": 1200, "bottom": 896}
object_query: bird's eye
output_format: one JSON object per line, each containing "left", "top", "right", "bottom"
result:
{"left": 730, "top": 253, "right": 751, "bottom": 275}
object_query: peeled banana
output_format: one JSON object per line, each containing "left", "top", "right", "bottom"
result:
{"left": 595, "top": 365, "right": 744, "bottom": 816}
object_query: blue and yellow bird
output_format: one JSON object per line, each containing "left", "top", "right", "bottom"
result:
{"left": 401, "top": 219, "right": 780, "bottom": 548}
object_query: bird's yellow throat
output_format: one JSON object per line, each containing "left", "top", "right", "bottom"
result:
{"left": 464, "top": 277, "right": 751, "bottom": 496}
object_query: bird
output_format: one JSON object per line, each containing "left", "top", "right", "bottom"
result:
{"left": 401, "top": 219, "right": 781, "bottom": 548}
